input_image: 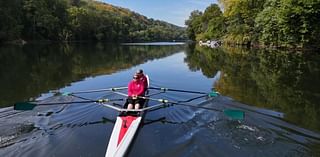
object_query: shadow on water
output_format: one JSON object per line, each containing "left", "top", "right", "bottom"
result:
{"left": 0, "top": 43, "right": 185, "bottom": 107}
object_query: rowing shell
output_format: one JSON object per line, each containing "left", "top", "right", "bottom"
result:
{"left": 105, "top": 75, "right": 150, "bottom": 157}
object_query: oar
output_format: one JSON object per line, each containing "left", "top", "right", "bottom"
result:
{"left": 149, "top": 87, "right": 208, "bottom": 94}
{"left": 53, "top": 86, "right": 128, "bottom": 96}
{"left": 112, "top": 90, "right": 218, "bottom": 99}
{"left": 149, "top": 86, "right": 220, "bottom": 97}
{"left": 172, "top": 103, "right": 245, "bottom": 120}
{"left": 112, "top": 91, "right": 244, "bottom": 120}
{"left": 152, "top": 99, "right": 244, "bottom": 120}
{"left": 14, "top": 98, "right": 124, "bottom": 111}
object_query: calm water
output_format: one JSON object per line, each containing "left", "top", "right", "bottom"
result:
{"left": 0, "top": 43, "right": 319, "bottom": 157}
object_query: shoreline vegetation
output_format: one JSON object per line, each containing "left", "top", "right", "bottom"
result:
{"left": 185, "top": 1, "right": 320, "bottom": 50}
{"left": 1, "top": 0, "right": 319, "bottom": 51}
{"left": 0, "top": 0, "right": 186, "bottom": 44}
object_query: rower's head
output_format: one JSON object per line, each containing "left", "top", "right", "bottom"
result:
{"left": 133, "top": 74, "right": 139, "bottom": 81}
{"left": 136, "top": 69, "right": 143, "bottom": 75}
{"left": 136, "top": 69, "right": 144, "bottom": 78}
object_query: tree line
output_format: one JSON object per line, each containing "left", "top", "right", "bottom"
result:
{"left": 185, "top": 0, "right": 320, "bottom": 49}
{"left": 0, "top": 0, "right": 186, "bottom": 43}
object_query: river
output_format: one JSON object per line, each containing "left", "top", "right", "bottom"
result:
{"left": 0, "top": 42, "right": 319, "bottom": 156}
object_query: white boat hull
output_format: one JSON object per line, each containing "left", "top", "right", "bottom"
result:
{"left": 105, "top": 116, "right": 142, "bottom": 157}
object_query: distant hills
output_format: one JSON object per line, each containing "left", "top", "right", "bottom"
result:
{"left": 0, "top": 0, "right": 187, "bottom": 43}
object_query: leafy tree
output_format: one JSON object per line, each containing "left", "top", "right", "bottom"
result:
{"left": 255, "top": 0, "right": 320, "bottom": 48}
{"left": 200, "top": 4, "right": 226, "bottom": 40}
{"left": 219, "top": 0, "right": 265, "bottom": 45}
{"left": 185, "top": 10, "right": 203, "bottom": 40}
{"left": 21, "top": 0, "right": 69, "bottom": 40}
{"left": 0, "top": 0, "right": 23, "bottom": 42}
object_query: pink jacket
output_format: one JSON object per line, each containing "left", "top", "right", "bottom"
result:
{"left": 128, "top": 79, "right": 146, "bottom": 97}
{"left": 139, "top": 74, "right": 148, "bottom": 88}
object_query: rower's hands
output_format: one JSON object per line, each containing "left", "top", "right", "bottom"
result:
{"left": 132, "top": 95, "right": 137, "bottom": 99}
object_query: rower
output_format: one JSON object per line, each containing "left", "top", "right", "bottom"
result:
{"left": 135, "top": 69, "right": 148, "bottom": 89}
{"left": 126, "top": 73, "right": 147, "bottom": 110}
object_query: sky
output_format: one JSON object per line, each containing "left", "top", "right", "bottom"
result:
{"left": 99, "top": 0, "right": 218, "bottom": 27}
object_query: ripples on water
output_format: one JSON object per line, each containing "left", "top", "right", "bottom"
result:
{"left": 159, "top": 96, "right": 320, "bottom": 157}
{"left": 0, "top": 91, "right": 319, "bottom": 157}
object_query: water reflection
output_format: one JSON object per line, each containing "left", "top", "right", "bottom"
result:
{"left": 0, "top": 43, "right": 185, "bottom": 107}
{"left": 0, "top": 43, "right": 319, "bottom": 157}
{"left": 184, "top": 44, "right": 320, "bottom": 132}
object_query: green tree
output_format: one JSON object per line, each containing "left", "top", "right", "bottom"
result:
{"left": 0, "top": 0, "right": 23, "bottom": 42}
{"left": 201, "top": 4, "right": 226, "bottom": 40}
{"left": 185, "top": 10, "right": 203, "bottom": 40}
{"left": 219, "top": 0, "right": 266, "bottom": 45}
{"left": 255, "top": 0, "right": 320, "bottom": 48}
{"left": 21, "top": 0, "right": 68, "bottom": 40}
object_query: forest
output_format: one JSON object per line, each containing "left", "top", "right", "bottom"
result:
{"left": 185, "top": 0, "right": 320, "bottom": 49}
{"left": 0, "top": 0, "right": 186, "bottom": 43}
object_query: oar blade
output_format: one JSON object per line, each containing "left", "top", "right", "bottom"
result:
{"left": 14, "top": 102, "right": 37, "bottom": 110}
{"left": 208, "top": 92, "right": 218, "bottom": 97}
{"left": 223, "top": 109, "right": 245, "bottom": 120}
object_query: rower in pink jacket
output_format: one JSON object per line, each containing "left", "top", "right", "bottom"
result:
{"left": 126, "top": 74, "right": 147, "bottom": 110}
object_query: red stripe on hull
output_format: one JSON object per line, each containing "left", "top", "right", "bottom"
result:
{"left": 118, "top": 116, "right": 138, "bottom": 145}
